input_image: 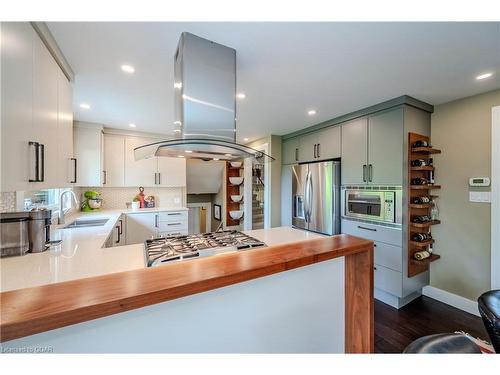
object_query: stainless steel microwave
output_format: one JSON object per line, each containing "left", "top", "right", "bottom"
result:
{"left": 342, "top": 188, "right": 402, "bottom": 225}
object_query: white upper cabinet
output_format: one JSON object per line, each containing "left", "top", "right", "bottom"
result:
{"left": 125, "top": 136, "right": 158, "bottom": 187}
{"left": 73, "top": 125, "right": 103, "bottom": 187}
{"left": 157, "top": 157, "right": 186, "bottom": 187}
{"left": 57, "top": 69, "right": 75, "bottom": 186}
{"left": 32, "top": 31, "right": 60, "bottom": 189}
{"left": 103, "top": 134, "right": 125, "bottom": 187}
{"left": 341, "top": 118, "right": 368, "bottom": 185}
{"left": 1, "top": 22, "right": 74, "bottom": 192}
{"left": 1, "top": 22, "right": 33, "bottom": 192}
{"left": 125, "top": 136, "right": 187, "bottom": 188}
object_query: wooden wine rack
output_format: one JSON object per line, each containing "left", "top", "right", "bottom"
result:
{"left": 407, "top": 132, "right": 441, "bottom": 277}
{"left": 226, "top": 161, "right": 243, "bottom": 226}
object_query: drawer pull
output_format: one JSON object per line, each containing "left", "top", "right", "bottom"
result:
{"left": 167, "top": 213, "right": 182, "bottom": 216}
{"left": 358, "top": 225, "right": 377, "bottom": 232}
{"left": 167, "top": 222, "right": 182, "bottom": 226}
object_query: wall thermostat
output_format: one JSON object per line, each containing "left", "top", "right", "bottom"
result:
{"left": 469, "top": 177, "right": 490, "bottom": 187}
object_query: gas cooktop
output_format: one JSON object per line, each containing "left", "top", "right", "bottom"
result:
{"left": 145, "top": 230, "right": 266, "bottom": 267}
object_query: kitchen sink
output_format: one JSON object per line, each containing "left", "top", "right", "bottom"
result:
{"left": 63, "top": 218, "right": 109, "bottom": 229}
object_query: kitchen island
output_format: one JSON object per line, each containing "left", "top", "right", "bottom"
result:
{"left": 0, "top": 227, "right": 373, "bottom": 353}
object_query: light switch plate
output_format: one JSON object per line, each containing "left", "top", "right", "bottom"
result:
{"left": 469, "top": 191, "right": 491, "bottom": 203}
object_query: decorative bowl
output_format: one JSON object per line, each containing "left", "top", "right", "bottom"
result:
{"left": 231, "top": 195, "right": 243, "bottom": 202}
{"left": 229, "top": 177, "right": 244, "bottom": 185}
{"left": 230, "top": 161, "right": 242, "bottom": 168}
{"left": 229, "top": 210, "right": 244, "bottom": 220}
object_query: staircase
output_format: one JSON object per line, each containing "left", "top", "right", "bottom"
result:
{"left": 252, "top": 165, "right": 265, "bottom": 229}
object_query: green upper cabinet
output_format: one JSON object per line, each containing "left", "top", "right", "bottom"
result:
{"left": 296, "top": 125, "right": 341, "bottom": 163}
{"left": 282, "top": 137, "right": 299, "bottom": 165}
{"left": 341, "top": 117, "right": 368, "bottom": 185}
{"left": 367, "top": 108, "right": 403, "bottom": 185}
{"left": 341, "top": 108, "right": 404, "bottom": 186}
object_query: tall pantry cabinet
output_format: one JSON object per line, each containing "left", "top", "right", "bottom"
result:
{"left": 1, "top": 22, "right": 74, "bottom": 192}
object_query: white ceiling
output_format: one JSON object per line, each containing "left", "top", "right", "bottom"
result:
{"left": 47, "top": 22, "right": 500, "bottom": 142}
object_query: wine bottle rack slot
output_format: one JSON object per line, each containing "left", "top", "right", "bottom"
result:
{"left": 407, "top": 132, "right": 442, "bottom": 277}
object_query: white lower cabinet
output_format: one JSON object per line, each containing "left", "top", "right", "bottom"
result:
{"left": 126, "top": 211, "right": 188, "bottom": 245}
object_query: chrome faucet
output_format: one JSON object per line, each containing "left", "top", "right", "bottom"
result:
{"left": 58, "top": 190, "right": 79, "bottom": 225}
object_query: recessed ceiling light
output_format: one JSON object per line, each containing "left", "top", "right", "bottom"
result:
{"left": 213, "top": 158, "right": 220, "bottom": 161}
{"left": 129, "top": 123, "right": 136, "bottom": 128}
{"left": 178, "top": 155, "right": 185, "bottom": 158}
{"left": 307, "top": 109, "right": 317, "bottom": 116}
{"left": 173, "top": 121, "right": 181, "bottom": 126}
{"left": 174, "top": 82, "right": 182, "bottom": 89}
{"left": 173, "top": 129, "right": 181, "bottom": 133}
{"left": 80, "top": 103, "right": 90, "bottom": 109}
{"left": 185, "top": 150, "right": 193, "bottom": 153}
{"left": 243, "top": 137, "right": 249, "bottom": 142}
{"left": 225, "top": 153, "right": 232, "bottom": 157}
{"left": 476, "top": 72, "right": 493, "bottom": 80}
{"left": 236, "top": 93, "right": 246, "bottom": 99}
{"left": 121, "top": 64, "right": 135, "bottom": 73}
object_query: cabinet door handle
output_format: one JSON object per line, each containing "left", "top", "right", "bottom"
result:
{"left": 103, "top": 171, "right": 107, "bottom": 185}
{"left": 295, "top": 148, "right": 298, "bottom": 162}
{"left": 154, "top": 172, "right": 157, "bottom": 185}
{"left": 317, "top": 143, "right": 320, "bottom": 158}
{"left": 118, "top": 219, "right": 123, "bottom": 235}
{"left": 362, "top": 164, "right": 367, "bottom": 182}
{"left": 158, "top": 173, "right": 161, "bottom": 185}
{"left": 39, "top": 143, "right": 45, "bottom": 182}
{"left": 313, "top": 144, "right": 317, "bottom": 158}
{"left": 70, "top": 158, "right": 77, "bottom": 183}
{"left": 29, "top": 141, "right": 40, "bottom": 182}
{"left": 154, "top": 214, "right": 159, "bottom": 228}
{"left": 368, "top": 164, "right": 373, "bottom": 182}
{"left": 358, "top": 225, "right": 377, "bottom": 232}
{"left": 115, "top": 225, "right": 121, "bottom": 243}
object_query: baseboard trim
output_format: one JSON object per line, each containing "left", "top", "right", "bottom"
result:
{"left": 422, "top": 286, "right": 480, "bottom": 317}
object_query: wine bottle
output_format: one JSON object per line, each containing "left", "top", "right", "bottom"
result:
{"left": 430, "top": 198, "right": 440, "bottom": 221}
{"left": 411, "top": 177, "right": 428, "bottom": 185}
{"left": 412, "top": 215, "right": 431, "bottom": 224}
{"left": 411, "top": 159, "right": 428, "bottom": 167}
{"left": 411, "top": 196, "right": 430, "bottom": 204}
{"left": 412, "top": 140, "right": 429, "bottom": 148}
{"left": 411, "top": 233, "right": 432, "bottom": 242}
{"left": 414, "top": 250, "right": 431, "bottom": 260}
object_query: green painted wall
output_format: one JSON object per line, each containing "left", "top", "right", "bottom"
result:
{"left": 430, "top": 89, "right": 500, "bottom": 300}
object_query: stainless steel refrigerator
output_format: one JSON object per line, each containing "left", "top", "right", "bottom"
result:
{"left": 292, "top": 161, "right": 340, "bottom": 235}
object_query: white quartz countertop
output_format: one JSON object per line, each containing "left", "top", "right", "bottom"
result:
{"left": 1, "top": 216, "right": 324, "bottom": 293}
{"left": 0, "top": 207, "right": 187, "bottom": 292}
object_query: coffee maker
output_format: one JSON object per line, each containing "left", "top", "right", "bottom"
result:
{"left": 0, "top": 209, "right": 52, "bottom": 257}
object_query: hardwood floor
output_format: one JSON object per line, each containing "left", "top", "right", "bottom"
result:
{"left": 374, "top": 295, "right": 489, "bottom": 353}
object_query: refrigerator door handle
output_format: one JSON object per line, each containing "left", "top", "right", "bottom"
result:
{"left": 308, "top": 171, "right": 314, "bottom": 222}
{"left": 304, "top": 171, "right": 309, "bottom": 222}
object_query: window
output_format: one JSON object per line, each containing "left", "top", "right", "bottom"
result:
{"left": 23, "top": 188, "right": 75, "bottom": 212}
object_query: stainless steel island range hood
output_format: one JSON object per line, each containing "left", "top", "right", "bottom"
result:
{"left": 135, "top": 32, "right": 273, "bottom": 162}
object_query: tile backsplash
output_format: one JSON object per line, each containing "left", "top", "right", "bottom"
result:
{"left": 0, "top": 192, "right": 16, "bottom": 212}
{"left": 77, "top": 187, "right": 186, "bottom": 209}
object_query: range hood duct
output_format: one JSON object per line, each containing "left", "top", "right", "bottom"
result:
{"left": 135, "top": 32, "right": 273, "bottom": 162}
